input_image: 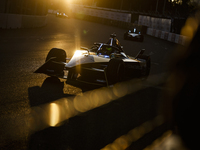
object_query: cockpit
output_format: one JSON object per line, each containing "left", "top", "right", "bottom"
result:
{"left": 98, "top": 44, "right": 127, "bottom": 59}
{"left": 88, "top": 33, "right": 125, "bottom": 58}
{"left": 97, "top": 45, "right": 115, "bottom": 55}
{"left": 106, "top": 36, "right": 123, "bottom": 52}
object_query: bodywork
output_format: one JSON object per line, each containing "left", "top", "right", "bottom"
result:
{"left": 56, "top": 12, "right": 68, "bottom": 18}
{"left": 124, "top": 28, "right": 144, "bottom": 42}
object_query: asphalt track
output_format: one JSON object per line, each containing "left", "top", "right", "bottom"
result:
{"left": 0, "top": 14, "right": 182, "bottom": 150}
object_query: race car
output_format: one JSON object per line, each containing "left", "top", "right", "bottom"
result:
{"left": 34, "top": 33, "right": 150, "bottom": 87}
{"left": 124, "top": 28, "right": 144, "bottom": 42}
{"left": 56, "top": 12, "right": 68, "bottom": 18}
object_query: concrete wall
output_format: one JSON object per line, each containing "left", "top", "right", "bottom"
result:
{"left": 146, "top": 28, "right": 188, "bottom": 45}
{"left": 0, "top": 13, "right": 47, "bottom": 29}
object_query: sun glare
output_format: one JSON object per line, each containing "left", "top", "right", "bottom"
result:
{"left": 66, "top": 0, "right": 72, "bottom": 4}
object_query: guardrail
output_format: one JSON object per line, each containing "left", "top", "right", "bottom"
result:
{"left": 0, "top": 13, "right": 47, "bottom": 29}
{"left": 71, "top": 13, "right": 148, "bottom": 35}
{"left": 80, "top": 13, "right": 188, "bottom": 45}
{"left": 146, "top": 28, "right": 188, "bottom": 45}
{"left": 56, "top": 4, "right": 187, "bottom": 46}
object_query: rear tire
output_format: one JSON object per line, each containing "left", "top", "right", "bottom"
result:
{"left": 106, "top": 59, "right": 125, "bottom": 85}
{"left": 45, "top": 48, "right": 66, "bottom": 62}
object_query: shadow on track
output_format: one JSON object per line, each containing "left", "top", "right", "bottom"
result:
{"left": 28, "top": 77, "right": 74, "bottom": 107}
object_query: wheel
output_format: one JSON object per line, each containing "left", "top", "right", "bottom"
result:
{"left": 45, "top": 48, "right": 66, "bottom": 76}
{"left": 137, "top": 55, "right": 151, "bottom": 78}
{"left": 106, "top": 59, "right": 125, "bottom": 85}
{"left": 45, "top": 48, "right": 66, "bottom": 62}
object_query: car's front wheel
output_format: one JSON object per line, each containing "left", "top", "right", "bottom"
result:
{"left": 106, "top": 59, "right": 125, "bottom": 85}
{"left": 45, "top": 48, "right": 66, "bottom": 62}
{"left": 45, "top": 48, "right": 67, "bottom": 76}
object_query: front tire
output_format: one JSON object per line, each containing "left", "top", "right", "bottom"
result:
{"left": 106, "top": 59, "right": 125, "bottom": 85}
{"left": 45, "top": 48, "right": 66, "bottom": 62}
{"left": 45, "top": 48, "right": 67, "bottom": 76}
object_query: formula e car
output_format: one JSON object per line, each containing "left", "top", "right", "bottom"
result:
{"left": 56, "top": 12, "right": 68, "bottom": 18}
{"left": 124, "top": 28, "right": 144, "bottom": 42}
{"left": 35, "top": 33, "right": 150, "bottom": 87}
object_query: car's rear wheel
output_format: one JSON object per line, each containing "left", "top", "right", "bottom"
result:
{"left": 45, "top": 48, "right": 66, "bottom": 62}
{"left": 106, "top": 59, "right": 125, "bottom": 85}
{"left": 137, "top": 55, "right": 151, "bottom": 78}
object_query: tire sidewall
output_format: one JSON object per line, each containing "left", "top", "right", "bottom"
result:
{"left": 106, "top": 59, "right": 125, "bottom": 85}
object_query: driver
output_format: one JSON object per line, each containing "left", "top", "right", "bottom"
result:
{"left": 97, "top": 45, "right": 113, "bottom": 55}
{"left": 107, "top": 36, "right": 124, "bottom": 52}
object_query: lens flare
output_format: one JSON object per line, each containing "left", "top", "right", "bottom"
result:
{"left": 75, "top": 29, "right": 80, "bottom": 50}
{"left": 83, "top": 30, "right": 88, "bottom": 34}
{"left": 181, "top": 15, "right": 200, "bottom": 43}
{"left": 101, "top": 115, "right": 165, "bottom": 150}
{"left": 74, "top": 50, "right": 83, "bottom": 57}
{"left": 49, "top": 103, "right": 60, "bottom": 127}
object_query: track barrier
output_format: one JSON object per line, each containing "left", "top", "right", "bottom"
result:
{"left": 0, "top": 13, "right": 47, "bottom": 29}
{"left": 69, "top": 6, "right": 188, "bottom": 46}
